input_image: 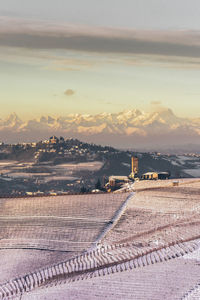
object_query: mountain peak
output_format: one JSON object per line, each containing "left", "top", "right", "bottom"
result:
{"left": 0, "top": 109, "right": 199, "bottom": 148}
{"left": 3, "top": 113, "right": 22, "bottom": 127}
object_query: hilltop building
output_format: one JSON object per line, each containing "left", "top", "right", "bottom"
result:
{"left": 49, "top": 136, "right": 59, "bottom": 144}
{"left": 141, "top": 172, "right": 170, "bottom": 180}
{"left": 105, "top": 175, "right": 131, "bottom": 192}
{"left": 129, "top": 156, "right": 139, "bottom": 179}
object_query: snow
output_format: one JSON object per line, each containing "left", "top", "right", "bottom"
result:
{"left": 1, "top": 110, "right": 200, "bottom": 143}
{"left": 9, "top": 172, "right": 51, "bottom": 178}
{"left": 171, "top": 160, "right": 180, "bottom": 166}
{"left": 1, "top": 180, "right": 200, "bottom": 299}
{"left": 44, "top": 176, "right": 78, "bottom": 182}
{"left": 184, "top": 169, "right": 200, "bottom": 177}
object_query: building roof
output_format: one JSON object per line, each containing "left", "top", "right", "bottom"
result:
{"left": 109, "top": 176, "right": 130, "bottom": 180}
{"left": 142, "top": 172, "right": 158, "bottom": 175}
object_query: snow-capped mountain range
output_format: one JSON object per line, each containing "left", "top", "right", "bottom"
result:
{"left": 0, "top": 108, "right": 200, "bottom": 150}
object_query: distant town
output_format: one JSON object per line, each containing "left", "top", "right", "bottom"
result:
{"left": 0, "top": 136, "right": 200, "bottom": 197}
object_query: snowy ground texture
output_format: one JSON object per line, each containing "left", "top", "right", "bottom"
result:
{"left": 0, "top": 178, "right": 200, "bottom": 299}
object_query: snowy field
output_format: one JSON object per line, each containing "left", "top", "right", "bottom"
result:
{"left": 0, "top": 192, "right": 128, "bottom": 283}
{"left": 184, "top": 168, "right": 200, "bottom": 177}
{"left": 164, "top": 155, "right": 200, "bottom": 177}
{"left": 0, "top": 160, "right": 103, "bottom": 182}
{"left": 0, "top": 179, "right": 200, "bottom": 299}
{"left": 23, "top": 245, "right": 200, "bottom": 300}
{"left": 53, "top": 161, "right": 103, "bottom": 171}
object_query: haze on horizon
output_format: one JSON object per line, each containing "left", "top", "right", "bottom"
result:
{"left": 0, "top": 0, "right": 200, "bottom": 144}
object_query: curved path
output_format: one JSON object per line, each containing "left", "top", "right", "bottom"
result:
{"left": 0, "top": 238, "right": 199, "bottom": 299}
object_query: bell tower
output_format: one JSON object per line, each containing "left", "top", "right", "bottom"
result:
{"left": 129, "top": 156, "right": 138, "bottom": 179}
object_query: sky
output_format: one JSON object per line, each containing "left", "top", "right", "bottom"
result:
{"left": 1, "top": 0, "right": 200, "bottom": 120}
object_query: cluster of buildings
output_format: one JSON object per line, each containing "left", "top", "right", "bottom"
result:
{"left": 105, "top": 156, "right": 170, "bottom": 192}
{"left": 34, "top": 136, "right": 98, "bottom": 162}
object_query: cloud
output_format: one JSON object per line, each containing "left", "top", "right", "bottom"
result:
{"left": 64, "top": 89, "right": 75, "bottom": 96}
{"left": 2, "top": 17, "right": 200, "bottom": 72}
{"left": 0, "top": 46, "right": 97, "bottom": 71}
{"left": 151, "top": 101, "right": 162, "bottom": 105}
{"left": 1, "top": 16, "right": 200, "bottom": 61}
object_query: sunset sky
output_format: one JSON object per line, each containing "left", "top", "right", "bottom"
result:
{"left": 1, "top": 0, "right": 200, "bottom": 120}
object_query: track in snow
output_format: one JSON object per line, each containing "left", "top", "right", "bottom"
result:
{"left": 0, "top": 239, "right": 199, "bottom": 300}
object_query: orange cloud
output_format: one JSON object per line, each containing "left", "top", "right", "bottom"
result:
{"left": 64, "top": 89, "right": 75, "bottom": 96}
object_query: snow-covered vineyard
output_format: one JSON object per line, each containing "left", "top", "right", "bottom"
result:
{"left": 0, "top": 193, "right": 128, "bottom": 252}
{"left": 0, "top": 179, "right": 200, "bottom": 299}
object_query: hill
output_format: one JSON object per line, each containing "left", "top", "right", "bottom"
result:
{"left": 0, "top": 137, "right": 199, "bottom": 195}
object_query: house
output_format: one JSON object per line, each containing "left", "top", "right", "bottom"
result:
{"left": 105, "top": 176, "right": 131, "bottom": 191}
{"left": 141, "top": 172, "right": 170, "bottom": 180}
{"left": 49, "top": 136, "right": 59, "bottom": 144}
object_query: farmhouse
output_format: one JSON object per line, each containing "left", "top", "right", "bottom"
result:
{"left": 141, "top": 171, "right": 170, "bottom": 180}
{"left": 105, "top": 175, "right": 131, "bottom": 191}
